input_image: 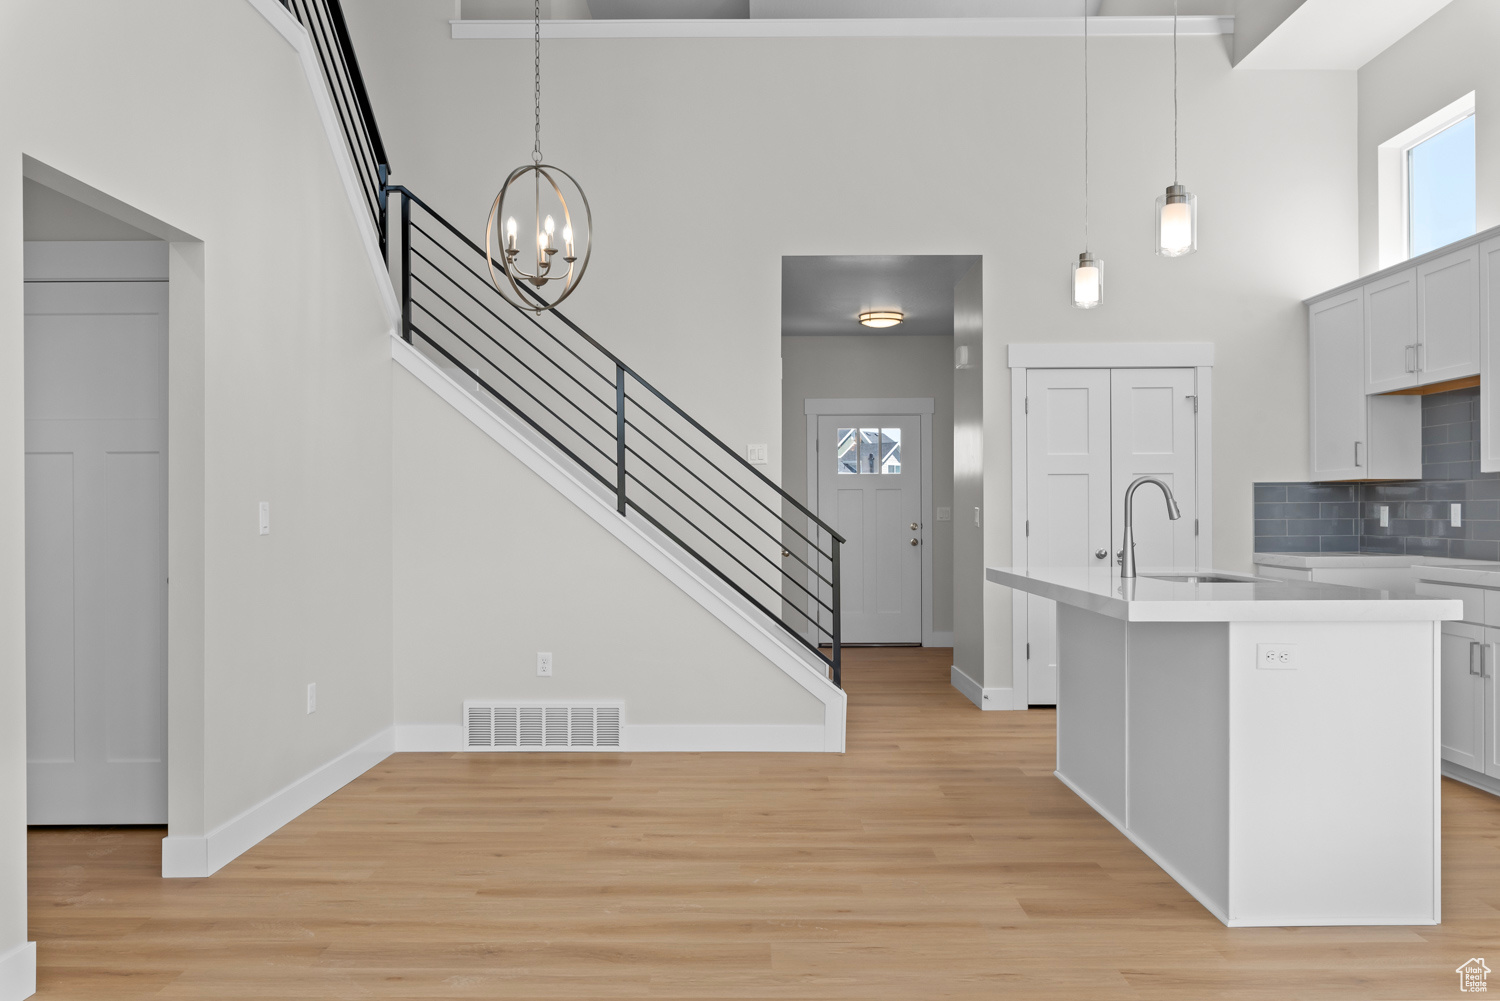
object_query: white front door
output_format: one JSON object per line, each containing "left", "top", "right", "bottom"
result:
{"left": 817, "top": 415, "right": 922, "bottom": 644}
{"left": 25, "top": 278, "right": 168, "bottom": 824}
{"left": 1110, "top": 368, "right": 1198, "bottom": 570}
{"left": 1024, "top": 370, "right": 1112, "bottom": 704}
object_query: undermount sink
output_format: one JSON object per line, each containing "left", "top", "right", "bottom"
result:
{"left": 1141, "top": 573, "right": 1258, "bottom": 584}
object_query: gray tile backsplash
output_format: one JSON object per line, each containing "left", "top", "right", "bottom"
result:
{"left": 1254, "top": 387, "right": 1500, "bottom": 561}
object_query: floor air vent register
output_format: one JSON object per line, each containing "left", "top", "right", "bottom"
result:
{"left": 463, "top": 702, "right": 624, "bottom": 750}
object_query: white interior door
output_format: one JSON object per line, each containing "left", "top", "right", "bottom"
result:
{"left": 1110, "top": 368, "right": 1198, "bottom": 571}
{"left": 1024, "top": 370, "right": 1112, "bottom": 705}
{"left": 25, "top": 277, "right": 168, "bottom": 824}
{"left": 817, "top": 415, "right": 922, "bottom": 644}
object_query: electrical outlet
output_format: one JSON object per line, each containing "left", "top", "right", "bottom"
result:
{"left": 537, "top": 652, "right": 553, "bottom": 677}
{"left": 1452, "top": 503, "right": 1463, "bottom": 528}
{"left": 1256, "top": 644, "right": 1296, "bottom": 670}
{"left": 259, "top": 501, "right": 271, "bottom": 536}
{"left": 306, "top": 682, "right": 317, "bottom": 713}
{"left": 1378, "top": 505, "right": 1390, "bottom": 528}
{"left": 936, "top": 506, "right": 952, "bottom": 522}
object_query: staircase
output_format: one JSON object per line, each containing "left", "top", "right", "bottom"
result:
{"left": 279, "top": 0, "right": 845, "bottom": 693}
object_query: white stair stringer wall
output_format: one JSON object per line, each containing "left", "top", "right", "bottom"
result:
{"left": 392, "top": 337, "right": 846, "bottom": 753}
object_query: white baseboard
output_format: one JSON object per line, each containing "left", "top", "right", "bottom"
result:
{"left": 1443, "top": 760, "right": 1500, "bottom": 797}
{"left": 949, "top": 667, "right": 1018, "bottom": 710}
{"left": 925, "top": 631, "right": 954, "bottom": 647}
{"left": 162, "top": 727, "right": 394, "bottom": 877}
{"left": 0, "top": 942, "right": 35, "bottom": 1001}
{"left": 394, "top": 722, "right": 827, "bottom": 752}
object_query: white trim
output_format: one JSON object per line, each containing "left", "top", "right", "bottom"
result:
{"left": 1007, "top": 342, "right": 1214, "bottom": 369}
{"left": 243, "top": 0, "right": 401, "bottom": 335}
{"left": 162, "top": 727, "right": 394, "bottom": 877}
{"left": 394, "top": 337, "right": 847, "bottom": 752}
{"left": 1377, "top": 91, "right": 1477, "bottom": 270}
{"left": 805, "top": 397, "right": 935, "bottom": 415}
{"left": 452, "top": 15, "right": 1233, "bottom": 40}
{"left": 0, "top": 942, "right": 36, "bottom": 1001}
{"left": 1442, "top": 760, "right": 1500, "bottom": 798}
{"left": 804, "top": 399, "right": 937, "bottom": 646}
{"left": 393, "top": 722, "right": 827, "bottom": 753}
{"left": 22, "top": 241, "right": 168, "bottom": 282}
{"left": 949, "top": 666, "right": 1015, "bottom": 710}
{"left": 1008, "top": 347, "right": 1215, "bottom": 710}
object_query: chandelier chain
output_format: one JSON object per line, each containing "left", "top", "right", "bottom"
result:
{"left": 533, "top": 0, "right": 542, "bottom": 164}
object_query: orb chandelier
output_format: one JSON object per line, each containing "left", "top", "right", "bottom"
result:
{"left": 485, "top": 0, "right": 592, "bottom": 313}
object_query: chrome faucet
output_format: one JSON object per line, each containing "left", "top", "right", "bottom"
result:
{"left": 1119, "top": 476, "right": 1182, "bottom": 578}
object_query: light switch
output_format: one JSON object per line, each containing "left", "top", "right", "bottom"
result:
{"left": 974, "top": 507, "right": 982, "bottom": 527}
{"left": 259, "top": 501, "right": 270, "bottom": 536}
{"left": 746, "top": 443, "right": 769, "bottom": 465}
{"left": 1378, "top": 505, "right": 1389, "bottom": 528}
{"left": 1452, "top": 503, "right": 1462, "bottom": 528}
{"left": 306, "top": 683, "right": 317, "bottom": 714}
{"left": 937, "top": 507, "right": 952, "bottom": 522}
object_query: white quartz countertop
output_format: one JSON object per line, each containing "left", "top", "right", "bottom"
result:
{"left": 986, "top": 566, "right": 1463, "bottom": 622}
{"left": 1253, "top": 552, "right": 1485, "bottom": 570}
{"left": 1414, "top": 563, "right": 1500, "bottom": 588}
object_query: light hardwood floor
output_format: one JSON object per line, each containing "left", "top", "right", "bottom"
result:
{"left": 28, "top": 646, "right": 1500, "bottom": 999}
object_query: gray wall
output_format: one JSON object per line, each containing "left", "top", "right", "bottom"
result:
{"left": 952, "top": 263, "right": 983, "bottom": 686}
{"left": 780, "top": 333, "right": 955, "bottom": 637}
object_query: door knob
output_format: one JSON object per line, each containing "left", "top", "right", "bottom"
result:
{"left": 780, "top": 549, "right": 791, "bottom": 558}
{"left": 1095, "top": 549, "right": 1108, "bottom": 560}
{"left": 910, "top": 522, "right": 919, "bottom": 531}
{"left": 909, "top": 538, "right": 920, "bottom": 546}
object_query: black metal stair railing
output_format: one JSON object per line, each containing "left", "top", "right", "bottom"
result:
{"left": 278, "top": 0, "right": 845, "bottom": 686}
{"left": 390, "top": 186, "right": 845, "bottom": 685}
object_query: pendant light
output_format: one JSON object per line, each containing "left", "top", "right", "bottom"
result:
{"left": 1155, "top": 0, "right": 1197, "bottom": 257}
{"left": 485, "top": 0, "right": 593, "bottom": 313}
{"left": 1072, "top": 2, "right": 1102, "bottom": 309}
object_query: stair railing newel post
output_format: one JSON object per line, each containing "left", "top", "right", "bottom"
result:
{"left": 615, "top": 365, "right": 627, "bottom": 515}
{"left": 831, "top": 538, "right": 842, "bottom": 688}
{"left": 400, "top": 190, "right": 412, "bottom": 344}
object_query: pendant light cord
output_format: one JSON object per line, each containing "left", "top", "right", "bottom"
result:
{"left": 533, "top": 0, "right": 543, "bottom": 164}
{"left": 1083, "top": 0, "right": 1089, "bottom": 253}
{"left": 1172, "top": 0, "right": 1179, "bottom": 185}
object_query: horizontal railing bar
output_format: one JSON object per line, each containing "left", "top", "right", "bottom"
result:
{"left": 622, "top": 444, "right": 833, "bottom": 615}
{"left": 409, "top": 252, "right": 616, "bottom": 420}
{"left": 624, "top": 391, "right": 831, "bottom": 558}
{"left": 410, "top": 325, "right": 618, "bottom": 493}
{"left": 410, "top": 305, "right": 618, "bottom": 475}
{"left": 625, "top": 499, "right": 834, "bottom": 660}
{"left": 409, "top": 225, "right": 613, "bottom": 388}
{"left": 623, "top": 418, "right": 833, "bottom": 588}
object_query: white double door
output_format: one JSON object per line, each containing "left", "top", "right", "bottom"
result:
{"left": 26, "top": 277, "right": 168, "bottom": 824}
{"left": 816, "top": 415, "right": 922, "bottom": 644}
{"left": 1025, "top": 368, "right": 1199, "bottom": 704}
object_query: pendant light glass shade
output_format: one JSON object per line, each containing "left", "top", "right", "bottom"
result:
{"left": 1072, "top": 253, "right": 1102, "bottom": 309}
{"left": 1156, "top": 184, "right": 1197, "bottom": 257}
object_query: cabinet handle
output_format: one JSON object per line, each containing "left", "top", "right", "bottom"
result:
{"left": 1486, "top": 644, "right": 1492, "bottom": 680}
{"left": 1405, "top": 345, "right": 1415, "bottom": 373}
{"left": 1471, "top": 641, "right": 1483, "bottom": 676}
{"left": 1354, "top": 441, "right": 1364, "bottom": 468}
{"left": 1416, "top": 343, "right": 1425, "bottom": 373}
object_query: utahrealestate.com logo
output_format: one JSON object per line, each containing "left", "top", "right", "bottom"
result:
{"left": 1458, "top": 958, "right": 1491, "bottom": 992}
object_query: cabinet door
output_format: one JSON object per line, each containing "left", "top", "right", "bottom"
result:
{"left": 1309, "top": 289, "right": 1367, "bottom": 480}
{"left": 1365, "top": 268, "right": 1419, "bottom": 393}
{"left": 1480, "top": 237, "right": 1500, "bottom": 472}
{"left": 1417, "top": 244, "right": 1480, "bottom": 384}
{"left": 1441, "top": 620, "right": 1485, "bottom": 772}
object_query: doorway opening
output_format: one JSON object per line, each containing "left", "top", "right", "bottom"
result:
{"left": 779, "top": 256, "right": 980, "bottom": 664}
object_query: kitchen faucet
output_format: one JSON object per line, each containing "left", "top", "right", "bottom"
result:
{"left": 1119, "top": 476, "right": 1182, "bottom": 578}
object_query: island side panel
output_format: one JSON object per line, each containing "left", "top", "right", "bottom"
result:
{"left": 1126, "top": 621, "right": 1230, "bottom": 919}
{"left": 1227, "top": 620, "right": 1439, "bottom": 927}
{"left": 1056, "top": 603, "right": 1127, "bottom": 825}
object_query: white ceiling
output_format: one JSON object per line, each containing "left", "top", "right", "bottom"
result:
{"left": 462, "top": 0, "right": 1235, "bottom": 20}
{"left": 782, "top": 256, "right": 980, "bottom": 338}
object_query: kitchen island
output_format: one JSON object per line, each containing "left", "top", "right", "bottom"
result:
{"left": 987, "top": 566, "right": 1462, "bottom": 927}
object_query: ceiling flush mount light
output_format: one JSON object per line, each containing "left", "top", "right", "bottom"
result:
{"left": 858, "top": 310, "right": 904, "bottom": 328}
{"left": 1156, "top": 0, "right": 1198, "bottom": 257}
{"left": 485, "top": 0, "right": 592, "bottom": 313}
{"left": 1073, "top": 2, "right": 1102, "bottom": 309}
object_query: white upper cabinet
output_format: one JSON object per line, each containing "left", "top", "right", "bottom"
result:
{"left": 1418, "top": 244, "right": 1481, "bottom": 384}
{"left": 1310, "top": 289, "right": 1369, "bottom": 479}
{"left": 1480, "top": 236, "right": 1500, "bottom": 472}
{"left": 1365, "top": 267, "right": 1419, "bottom": 393}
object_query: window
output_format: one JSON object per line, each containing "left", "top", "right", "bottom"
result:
{"left": 1408, "top": 113, "right": 1475, "bottom": 258}
{"left": 837, "top": 428, "right": 901, "bottom": 474}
